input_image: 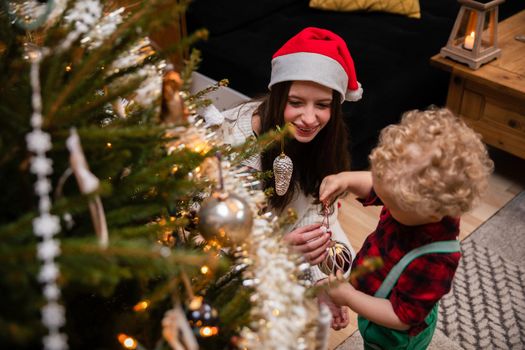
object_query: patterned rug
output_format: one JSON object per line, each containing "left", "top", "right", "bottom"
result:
{"left": 336, "top": 191, "right": 525, "bottom": 350}
{"left": 437, "top": 190, "right": 525, "bottom": 349}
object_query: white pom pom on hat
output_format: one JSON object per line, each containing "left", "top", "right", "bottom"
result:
{"left": 269, "top": 27, "right": 363, "bottom": 102}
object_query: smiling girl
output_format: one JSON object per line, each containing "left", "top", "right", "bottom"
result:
{"left": 218, "top": 27, "right": 363, "bottom": 330}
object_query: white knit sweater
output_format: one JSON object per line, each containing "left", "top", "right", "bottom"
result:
{"left": 218, "top": 102, "right": 355, "bottom": 282}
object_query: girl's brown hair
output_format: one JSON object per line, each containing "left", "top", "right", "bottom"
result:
{"left": 257, "top": 81, "right": 351, "bottom": 211}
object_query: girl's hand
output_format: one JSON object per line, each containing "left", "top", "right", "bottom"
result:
{"left": 284, "top": 223, "right": 331, "bottom": 265}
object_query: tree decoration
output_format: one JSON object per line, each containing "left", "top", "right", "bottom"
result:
{"left": 0, "top": 0, "right": 326, "bottom": 347}
{"left": 4, "top": 0, "right": 64, "bottom": 30}
{"left": 162, "top": 70, "right": 189, "bottom": 124}
{"left": 162, "top": 304, "right": 199, "bottom": 350}
{"left": 198, "top": 154, "right": 253, "bottom": 246}
{"left": 58, "top": 0, "right": 102, "bottom": 52}
{"left": 66, "top": 128, "right": 108, "bottom": 248}
{"left": 272, "top": 126, "right": 293, "bottom": 196}
{"left": 317, "top": 204, "right": 353, "bottom": 276}
{"left": 212, "top": 157, "right": 320, "bottom": 349}
{"left": 318, "top": 240, "right": 353, "bottom": 276}
{"left": 198, "top": 191, "right": 253, "bottom": 246}
{"left": 25, "top": 46, "right": 68, "bottom": 350}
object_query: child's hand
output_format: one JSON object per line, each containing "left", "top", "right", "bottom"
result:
{"left": 322, "top": 270, "right": 355, "bottom": 306}
{"left": 317, "top": 282, "right": 350, "bottom": 330}
{"left": 319, "top": 172, "right": 350, "bottom": 206}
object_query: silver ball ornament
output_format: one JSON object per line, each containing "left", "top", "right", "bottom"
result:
{"left": 317, "top": 240, "right": 353, "bottom": 275}
{"left": 198, "top": 191, "right": 253, "bottom": 245}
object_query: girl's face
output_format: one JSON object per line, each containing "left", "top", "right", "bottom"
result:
{"left": 284, "top": 81, "right": 333, "bottom": 143}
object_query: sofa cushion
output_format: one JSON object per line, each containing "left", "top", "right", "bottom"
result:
{"left": 309, "top": 0, "right": 421, "bottom": 19}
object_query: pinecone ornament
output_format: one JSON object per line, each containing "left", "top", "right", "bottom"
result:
{"left": 273, "top": 152, "right": 293, "bottom": 196}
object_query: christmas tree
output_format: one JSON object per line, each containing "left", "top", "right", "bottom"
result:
{"left": 0, "top": 1, "right": 322, "bottom": 349}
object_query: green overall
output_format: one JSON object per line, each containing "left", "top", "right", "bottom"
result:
{"left": 358, "top": 240, "right": 461, "bottom": 350}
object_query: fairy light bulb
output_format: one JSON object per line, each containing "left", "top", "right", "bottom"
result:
{"left": 199, "top": 326, "right": 218, "bottom": 337}
{"left": 200, "top": 265, "right": 209, "bottom": 274}
{"left": 133, "top": 300, "right": 150, "bottom": 312}
{"left": 117, "top": 334, "right": 137, "bottom": 349}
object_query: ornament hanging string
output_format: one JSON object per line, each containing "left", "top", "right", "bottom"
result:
{"left": 322, "top": 203, "right": 331, "bottom": 232}
{"left": 215, "top": 151, "right": 224, "bottom": 191}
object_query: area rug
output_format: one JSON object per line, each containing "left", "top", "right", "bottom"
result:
{"left": 336, "top": 191, "right": 525, "bottom": 350}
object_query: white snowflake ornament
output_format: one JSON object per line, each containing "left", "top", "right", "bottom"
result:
{"left": 33, "top": 214, "right": 61, "bottom": 238}
{"left": 38, "top": 262, "right": 59, "bottom": 283}
{"left": 26, "top": 129, "right": 52, "bottom": 153}
{"left": 43, "top": 331, "right": 68, "bottom": 350}
{"left": 37, "top": 239, "right": 61, "bottom": 261}
{"left": 42, "top": 302, "right": 66, "bottom": 328}
{"left": 30, "top": 155, "right": 53, "bottom": 176}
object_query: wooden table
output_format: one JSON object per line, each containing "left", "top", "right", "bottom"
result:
{"left": 431, "top": 10, "right": 525, "bottom": 159}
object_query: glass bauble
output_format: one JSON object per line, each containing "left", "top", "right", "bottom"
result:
{"left": 198, "top": 191, "right": 253, "bottom": 245}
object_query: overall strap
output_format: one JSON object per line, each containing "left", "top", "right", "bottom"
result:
{"left": 374, "top": 240, "right": 461, "bottom": 299}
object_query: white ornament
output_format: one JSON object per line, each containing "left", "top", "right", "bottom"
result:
{"left": 39, "top": 196, "right": 52, "bottom": 212}
{"left": 30, "top": 155, "right": 53, "bottom": 176}
{"left": 33, "top": 214, "right": 61, "bottom": 238}
{"left": 26, "top": 129, "right": 52, "bottom": 153}
{"left": 42, "top": 302, "right": 66, "bottom": 328}
{"left": 38, "top": 239, "right": 61, "bottom": 261}
{"left": 43, "top": 284, "right": 61, "bottom": 301}
{"left": 39, "top": 262, "right": 59, "bottom": 283}
{"left": 66, "top": 129, "right": 100, "bottom": 194}
{"left": 35, "top": 178, "right": 52, "bottom": 196}
{"left": 26, "top": 46, "right": 68, "bottom": 349}
{"left": 43, "top": 331, "right": 68, "bottom": 350}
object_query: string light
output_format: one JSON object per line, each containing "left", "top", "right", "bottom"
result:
{"left": 132, "top": 300, "right": 150, "bottom": 312}
{"left": 117, "top": 334, "right": 137, "bottom": 349}
{"left": 200, "top": 265, "right": 209, "bottom": 275}
{"left": 199, "top": 326, "right": 218, "bottom": 337}
{"left": 106, "top": 142, "right": 112, "bottom": 148}
{"left": 188, "top": 296, "right": 202, "bottom": 311}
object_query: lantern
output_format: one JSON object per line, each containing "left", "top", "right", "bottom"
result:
{"left": 440, "top": 0, "right": 504, "bottom": 70}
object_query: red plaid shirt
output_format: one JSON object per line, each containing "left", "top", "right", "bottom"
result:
{"left": 352, "top": 190, "right": 461, "bottom": 335}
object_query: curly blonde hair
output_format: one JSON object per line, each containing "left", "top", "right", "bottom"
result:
{"left": 370, "top": 108, "right": 494, "bottom": 218}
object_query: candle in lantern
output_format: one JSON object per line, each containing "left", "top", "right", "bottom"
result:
{"left": 464, "top": 31, "right": 475, "bottom": 50}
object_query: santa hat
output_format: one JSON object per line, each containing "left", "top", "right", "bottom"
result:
{"left": 269, "top": 27, "right": 363, "bottom": 102}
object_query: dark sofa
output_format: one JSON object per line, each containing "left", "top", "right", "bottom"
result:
{"left": 187, "top": 0, "right": 525, "bottom": 170}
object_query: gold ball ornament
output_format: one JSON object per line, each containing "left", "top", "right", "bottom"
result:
{"left": 198, "top": 191, "right": 253, "bottom": 245}
{"left": 317, "top": 240, "right": 353, "bottom": 276}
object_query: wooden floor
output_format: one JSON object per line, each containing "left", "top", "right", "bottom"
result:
{"left": 327, "top": 148, "right": 525, "bottom": 349}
